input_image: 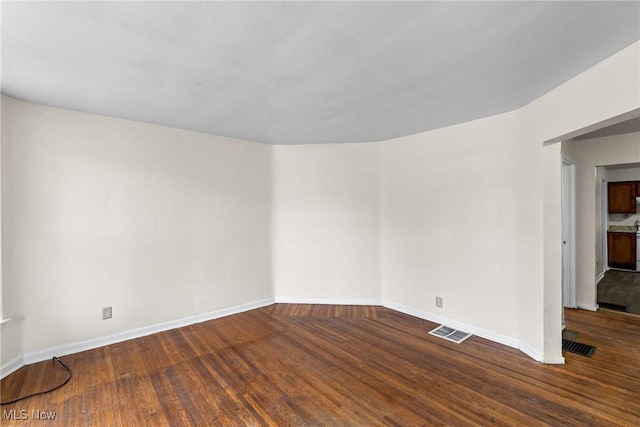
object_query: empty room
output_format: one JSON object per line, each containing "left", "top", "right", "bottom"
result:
{"left": 1, "top": 1, "right": 639, "bottom": 425}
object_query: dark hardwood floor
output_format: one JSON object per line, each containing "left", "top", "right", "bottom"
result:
{"left": 1, "top": 305, "right": 639, "bottom": 426}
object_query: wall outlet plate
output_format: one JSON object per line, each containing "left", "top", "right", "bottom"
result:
{"left": 102, "top": 306, "right": 112, "bottom": 320}
{"left": 435, "top": 297, "right": 443, "bottom": 308}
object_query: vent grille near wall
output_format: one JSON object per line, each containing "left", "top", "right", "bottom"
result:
{"left": 429, "top": 325, "right": 472, "bottom": 344}
{"left": 562, "top": 339, "right": 596, "bottom": 357}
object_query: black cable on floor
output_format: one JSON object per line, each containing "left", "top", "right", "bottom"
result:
{"left": 0, "top": 356, "right": 72, "bottom": 405}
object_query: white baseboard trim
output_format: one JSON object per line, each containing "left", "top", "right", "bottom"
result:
{"left": 274, "top": 296, "right": 383, "bottom": 306}
{"left": 22, "top": 297, "right": 275, "bottom": 366}
{"left": 518, "top": 342, "right": 545, "bottom": 363}
{"left": 577, "top": 303, "right": 599, "bottom": 312}
{"left": 382, "top": 300, "right": 520, "bottom": 350}
{"left": 542, "top": 356, "right": 566, "bottom": 365}
{"left": 275, "top": 298, "right": 543, "bottom": 361}
{"left": 5, "top": 297, "right": 551, "bottom": 375}
{"left": 0, "top": 354, "right": 25, "bottom": 380}
{"left": 596, "top": 271, "right": 606, "bottom": 284}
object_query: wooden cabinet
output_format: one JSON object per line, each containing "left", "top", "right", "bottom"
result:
{"left": 608, "top": 182, "right": 637, "bottom": 214}
{"left": 607, "top": 232, "right": 636, "bottom": 270}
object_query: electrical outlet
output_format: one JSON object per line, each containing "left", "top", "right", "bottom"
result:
{"left": 435, "top": 297, "right": 443, "bottom": 308}
{"left": 102, "top": 306, "right": 112, "bottom": 320}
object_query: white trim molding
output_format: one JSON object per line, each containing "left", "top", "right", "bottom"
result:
{"left": 518, "top": 342, "right": 545, "bottom": 363}
{"left": 382, "top": 300, "right": 520, "bottom": 350}
{"left": 19, "top": 297, "right": 274, "bottom": 367}
{"left": 577, "top": 303, "right": 599, "bottom": 312}
{"left": 0, "top": 355, "right": 24, "bottom": 380}
{"left": 274, "top": 296, "right": 383, "bottom": 306}
{"left": 277, "top": 298, "right": 544, "bottom": 362}
{"left": 3, "top": 296, "right": 554, "bottom": 379}
{"left": 561, "top": 156, "right": 577, "bottom": 309}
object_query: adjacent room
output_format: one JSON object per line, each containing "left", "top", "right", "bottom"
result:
{"left": 595, "top": 159, "right": 640, "bottom": 314}
{"left": 1, "top": 1, "right": 639, "bottom": 425}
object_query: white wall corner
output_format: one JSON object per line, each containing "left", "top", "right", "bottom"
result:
{"left": 0, "top": 354, "right": 24, "bottom": 380}
{"left": 22, "top": 298, "right": 275, "bottom": 366}
{"left": 382, "top": 300, "right": 521, "bottom": 350}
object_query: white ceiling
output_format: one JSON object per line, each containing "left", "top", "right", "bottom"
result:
{"left": 2, "top": 1, "right": 639, "bottom": 145}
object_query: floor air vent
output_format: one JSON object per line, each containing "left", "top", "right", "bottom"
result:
{"left": 428, "top": 325, "right": 472, "bottom": 344}
{"left": 562, "top": 339, "right": 596, "bottom": 357}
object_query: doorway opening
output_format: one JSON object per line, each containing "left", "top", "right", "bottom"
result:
{"left": 544, "top": 108, "right": 640, "bottom": 363}
{"left": 596, "top": 162, "right": 640, "bottom": 315}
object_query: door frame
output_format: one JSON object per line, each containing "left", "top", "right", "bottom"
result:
{"left": 599, "top": 175, "right": 608, "bottom": 282}
{"left": 562, "top": 156, "right": 577, "bottom": 309}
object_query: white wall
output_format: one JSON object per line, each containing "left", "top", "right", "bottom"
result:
{"left": 380, "top": 41, "right": 639, "bottom": 362}
{"left": 380, "top": 111, "right": 525, "bottom": 342}
{"left": 1, "top": 97, "right": 273, "bottom": 363}
{"left": 561, "top": 139, "right": 577, "bottom": 161}
{"left": 1, "top": 98, "right": 24, "bottom": 369}
{"left": 574, "top": 133, "right": 640, "bottom": 306}
{"left": 607, "top": 165, "right": 640, "bottom": 182}
{"left": 542, "top": 140, "right": 563, "bottom": 362}
{"left": 272, "top": 143, "right": 381, "bottom": 302}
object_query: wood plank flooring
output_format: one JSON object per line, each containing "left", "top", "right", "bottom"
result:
{"left": 1, "top": 305, "right": 639, "bottom": 426}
